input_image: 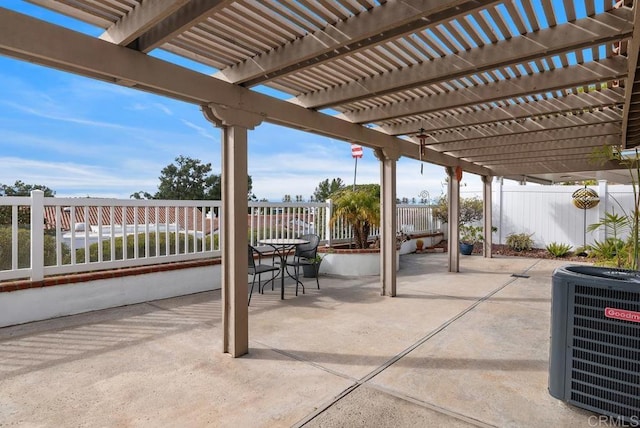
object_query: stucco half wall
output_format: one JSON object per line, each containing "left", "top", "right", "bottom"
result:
{"left": 0, "top": 264, "right": 221, "bottom": 327}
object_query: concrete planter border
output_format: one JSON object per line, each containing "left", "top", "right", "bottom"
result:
{"left": 317, "top": 247, "right": 399, "bottom": 276}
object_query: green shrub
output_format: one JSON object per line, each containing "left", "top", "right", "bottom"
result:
{"left": 460, "top": 225, "right": 483, "bottom": 244}
{"left": 506, "top": 232, "right": 534, "bottom": 252}
{"left": 0, "top": 226, "right": 69, "bottom": 270}
{"left": 74, "top": 232, "right": 217, "bottom": 263}
{"left": 546, "top": 242, "right": 572, "bottom": 257}
{"left": 0, "top": 227, "right": 219, "bottom": 270}
{"left": 588, "top": 238, "right": 629, "bottom": 268}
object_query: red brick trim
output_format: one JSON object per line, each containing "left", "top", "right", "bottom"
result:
{"left": 0, "top": 258, "right": 221, "bottom": 293}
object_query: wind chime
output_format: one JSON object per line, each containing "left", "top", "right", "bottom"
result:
{"left": 416, "top": 127, "right": 429, "bottom": 174}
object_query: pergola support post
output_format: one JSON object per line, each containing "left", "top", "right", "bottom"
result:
{"left": 375, "top": 147, "right": 400, "bottom": 297}
{"left": 446, "top": 167, "right": 460, "bottom": 273}
{"left": 202, "top": 104, "right": 263, "bottom": 357}
{"left": 482, "top": 175, "right": 493, "bottom": 258}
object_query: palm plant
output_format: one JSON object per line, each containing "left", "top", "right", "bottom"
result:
{"left": 330, "top": 184, "right": 380, "bottom": 249}
{"left": 586, "top": 211, "right": 634, "bottom": 268}
{"left": 587, "top": 212, "right": 631, "bottom": 242}
{"left": 590, "top": 146, "right": 640, "bottom": 269}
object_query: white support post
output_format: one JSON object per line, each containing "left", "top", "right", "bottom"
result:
{"left": 446, "top": 167, "right": 460, "bottom": 272}
{"left": 497, "top": 176, "right": 504, "bottom": 245}
{"left": 598, "top": 180, "right": 608, "bottom": 243}
{"left": 202, "top": 104, "right": 263, "bottom": 358}
{"left": 30, "top": 190, "right": 45, "bottom": 281}
{"left": 325, "top": 199, "right": 332, "bottom": 247}
{"left": 482, "top": 175, "right": 493, "bottom": 258}
{"left": 375, "top": 147, "right": 399, "bottom": 297}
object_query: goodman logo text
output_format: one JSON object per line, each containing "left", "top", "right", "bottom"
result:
{"left": 605, "top": 307, "right": 640, "bottom": 324}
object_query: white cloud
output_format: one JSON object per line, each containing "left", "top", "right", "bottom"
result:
{"left": 153, "top": 103, "right": 173, "bottom": 115}
{"left": 180, "top": 119, "right": 216, "bottom": 140}
{"left": 3, "top": 101, "right": 136, "bottom": 131}
{"left": 0, "top": 157, "right": 157, "bottom": 197}
{"left": 128, "top": 102, "right": 173, "bottom": 116}
{"left": 0, "top": 58, "right": 487, "bottom": 203}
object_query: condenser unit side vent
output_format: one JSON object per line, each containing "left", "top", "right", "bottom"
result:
{"left": 549, "top": 266, "right": 640, "bottom": 422}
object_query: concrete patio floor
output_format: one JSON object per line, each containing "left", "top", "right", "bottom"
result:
{"left": 0, "top": 253, "right": 598, "bottom": 427}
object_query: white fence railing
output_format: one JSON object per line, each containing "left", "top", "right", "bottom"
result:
{"left": 490, "top": 181, "right": 634, "bottom": 249}
{"left": 0, "top": 192, "right": 222, "bottom": 282}
{"left": 0, "top": 192, "right": 439, "bottom": 282}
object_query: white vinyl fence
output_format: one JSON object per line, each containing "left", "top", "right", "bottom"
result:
{"left": 0, "top": 192, "right": 439, "bottom": 282}
{"left": 491, "top": 181, "right": 633, "bottom": 249}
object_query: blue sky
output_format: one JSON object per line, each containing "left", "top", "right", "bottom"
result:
{"left": 0, "top": 1, "right": 491, "bottom": 201}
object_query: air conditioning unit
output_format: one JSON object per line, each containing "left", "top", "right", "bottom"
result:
{"left": 549, "top": 266, "right": 640, "bottom": 422}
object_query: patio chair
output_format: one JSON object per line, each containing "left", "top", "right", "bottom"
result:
{"left": 283, "top": 234, "right": 320, "bottom": 296}
{"left": 248, "top": 245, "right": 279, "bottom": 305}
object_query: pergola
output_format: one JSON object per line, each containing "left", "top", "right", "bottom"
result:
{"left": 0, "top": 0, "right": 638, "bottom": 356}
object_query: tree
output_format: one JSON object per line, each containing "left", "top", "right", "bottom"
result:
{"left": 130, "top": 191, "right": 154, "bottom": 200}
{"left": 155, "top": 156, "right": 220, "bottom": 200}
{"left": 0, "top": 181, "right": 56, "bottom": 227}
{"left": 433, "top": 195, "right": 483, "bottom": 225}
{"left": 331, "top": 184, "right": 380, "bottom": 249}
{"left": 0, "top": 180, "right": 55, "bottom": 197}
{"left": 313, "top": 178, "right": 345, "bottom": 202}
{"left": 133, "top": 156, "right": 253, "bottom": 200}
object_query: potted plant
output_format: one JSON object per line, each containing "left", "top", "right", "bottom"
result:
{"left": 302, "top": 254, "right": 324, "bottom": 278}
{"left": 459, "top": 224, "right": 483, "bottom": 255}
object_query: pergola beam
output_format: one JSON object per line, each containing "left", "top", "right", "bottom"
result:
{"left": 485, "top": 151, "right": 607, "bottom": 165}
{"left": 99, "top": 0, "right": 190, "bottom": 46}
{"left": 621, "top": 2, "right": 640, "bottom": 148}
{"left": 423, "top": 110, "right": 621, "bottom": 144}
{"left": 27, "top": 0, "right": 111, "bottom": 27}
{"left": 382, "top": 88, "right": 625, "bottom": 135}
{"left": 344, "top": 57, "right": 628, "bottom": 124}
{"left": 449, "top": 135, "right": 619, "bottom": 158}
{"left": 465, "top": 145, "right": 611, "bottom": 163}
{"left": 491, "top": 159, "right": 623, "bottom": 175}
{"left": 0, "top": 7, "right": 489, "bottom": 176}
{"left": 133, "top": 0, "right": 233, "bottom": 52}
{"left": 433, "top": 122, "right": 621, "bottom": 151}
{"left": 216, "top": 0, "right": 501, "bottom": 86}
{"left": 297, "top": 9, "right": 633, "bottom": 109}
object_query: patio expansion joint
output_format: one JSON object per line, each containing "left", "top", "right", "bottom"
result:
{"left": 364, "top": 383, "right": 498, "bottom": 428}
{"left": 293, "top": 259, "right": 542, "bottom": 427}
{"left": 251, "top": 340, "right": 359, "bottom": 383}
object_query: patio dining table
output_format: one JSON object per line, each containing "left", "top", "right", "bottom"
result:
{"left": 258, "top": 238, "right": 309, "bottom": 300}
